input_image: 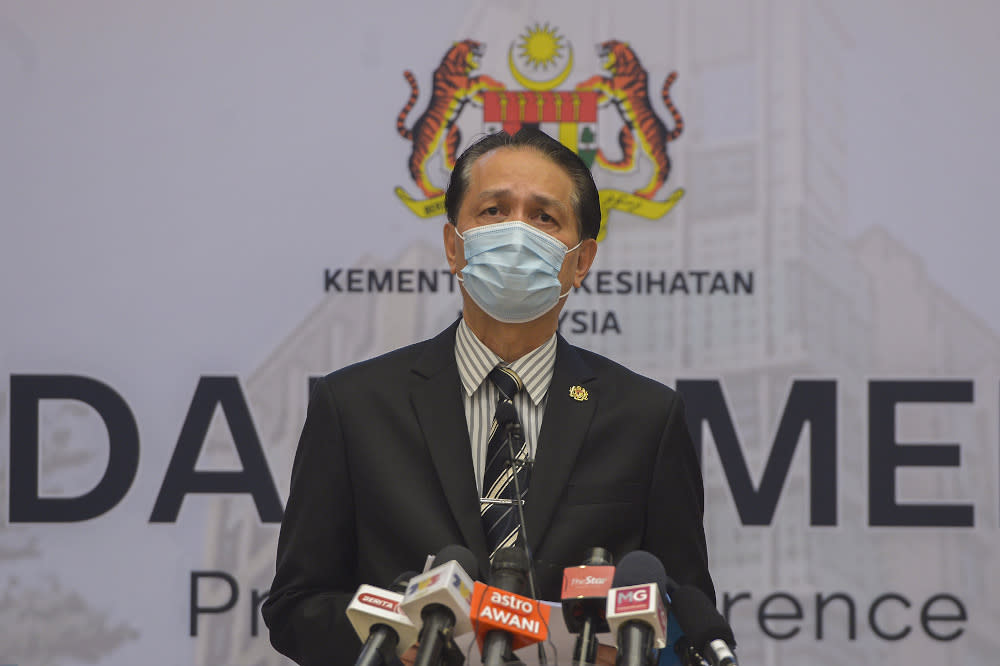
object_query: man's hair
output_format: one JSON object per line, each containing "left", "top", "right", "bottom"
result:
{"left": 444, "top": 128, "right": 602, "bottom": 241}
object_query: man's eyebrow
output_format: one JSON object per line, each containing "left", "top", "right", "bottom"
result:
{"left": 475, "top": 188, "right": 569, "bottom": 211}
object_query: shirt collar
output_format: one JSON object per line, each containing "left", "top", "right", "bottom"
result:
{"left": 454, "top": 318, "right": 557, "bottom": 406}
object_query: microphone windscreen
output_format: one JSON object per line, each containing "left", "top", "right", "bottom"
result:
{"left": 612, "top": 550, "right": 668, "bottom": 592}
{"left": 670, "top": 585, "right": 736, "bottom": 648}
{"left": 390, "top": 571, "right": 419, "bottom": 594}
{"left": 581, "top": 546, "right": 613, "bottom": 566}
{"left": 491, "top": 546, "right": 530, "bottom": 573}
{"left": 489, "top": 546, "right": 529, "bottom": 594}
{"left": 432, "top": 544, "right": 481, "bottom": 580}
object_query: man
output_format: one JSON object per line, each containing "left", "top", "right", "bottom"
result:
{"left": 262, "top": 128, "right": 714, "bottom": 664}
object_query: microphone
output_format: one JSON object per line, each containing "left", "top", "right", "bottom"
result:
{"left": 491, "top": 401, "right": 536, "bottom": 585}
{"left": 561, "top": 547, "right": 615, "bottom": 665}
{"left": 347, "top": 571, "right": 420, "bottom": 666}
{"left": 669, "top": 586, "right": 737, "bottom": 666}
{"left": 605, "top": 551, "right": 669, "bottom": 666}
{"left": 471, "top": 547, "right": 550, "bottom": 665}
{"left": 400, "top": 545, "right": 480, "bottom": 666}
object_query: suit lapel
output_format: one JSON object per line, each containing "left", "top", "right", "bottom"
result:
{"left": 410, "top": 321, "right": 490, "bottom": 564}
{"left": 525, "top": 336, "right": 597, "bottom": 553}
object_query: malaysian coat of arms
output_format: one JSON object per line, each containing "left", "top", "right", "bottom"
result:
{"left": 394, "top": 24, "right": 686, "bottom": 241}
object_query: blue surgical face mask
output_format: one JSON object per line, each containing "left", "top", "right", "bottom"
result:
{"left": 455, "top": 220, "right": 582, "bottom": 324}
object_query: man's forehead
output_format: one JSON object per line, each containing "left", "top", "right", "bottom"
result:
{"left": 465, "top": 147, "right": 571, "bottom": 193}
{"left": 472, "top": 145, "right": 529, "bottom": 167}
{"left": 469, "top": 145, "right": 561, "bottom": 175}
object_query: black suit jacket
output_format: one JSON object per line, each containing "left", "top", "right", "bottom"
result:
{"left": 262, "top": 320, "right": 714, "bottom": 665}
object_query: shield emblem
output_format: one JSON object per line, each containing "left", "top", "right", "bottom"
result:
{"left": 483, "top": 91, "right": 598, "bottom": 167}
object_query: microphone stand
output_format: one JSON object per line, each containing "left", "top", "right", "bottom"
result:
{"left": 440, "top": 641, "right": 465, "bottom": 666}
{"left": 572, "top": 619, "right": 599, "bottom": 666}
{"left": 501, "top": 419, "right": 546, "bottom": 666}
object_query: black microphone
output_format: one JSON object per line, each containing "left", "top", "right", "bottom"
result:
{"left": 669, "top": 586, "right": 737, "bottom": 666}
{"left": 606, "top": 551, "right": 670, "bottom": 666}
{"left": 349, "top": 571, "right": 420, "bottom": 666}
{"left": 479, "top": 547, "right": 530, "bottom": 666}
{"left": 491, "top": 400, "right": 532, "bottom": 555}
{"left": 400, "top": 545, "right": 480, "bottom": 666}
{"left": 495, "top": 401, "right": 529, "bottom": 478}
{"left": 561, "top": 547, "right": 615, "bottom": 666}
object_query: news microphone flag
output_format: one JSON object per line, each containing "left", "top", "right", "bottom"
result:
{"left": 470, "top": 581, "right": 551, "bottom": 652}
{"left": 346, "top": 584, "right": 419, "bottom": 658}
{"left": 606, "top": 582, "right": 669, "bottom": 650}
{"left": 561, "top": 563, "right": 615, "bottom": 633}
{"left": 399, "top": 559, "right": 476, "bottom": 636}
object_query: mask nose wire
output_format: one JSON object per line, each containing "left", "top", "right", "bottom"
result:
{"left": 454, "top": 224, "right": 584, "bottom": 253}
{"left": 453, "top": 227, "right": 585, "bottom": 284}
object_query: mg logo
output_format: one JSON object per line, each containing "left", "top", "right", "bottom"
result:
{"left": 618, "top": 589, "right": 649, "bottom": 604}
{"left": 614, "top": 585, "right": 652, "bottom": 613}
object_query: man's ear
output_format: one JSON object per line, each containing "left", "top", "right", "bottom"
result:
{"left": 443, "top": 222, "right": 460, "bottom": 274}
{"left": 572, "top": 238, "right": 598, "bottom": 288}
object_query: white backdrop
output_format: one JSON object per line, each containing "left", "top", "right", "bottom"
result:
{"left": 3, "top": 1, "right": 999, "bottom": 664}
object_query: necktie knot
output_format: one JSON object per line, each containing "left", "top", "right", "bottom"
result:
{"left": 488, "top": 365, "right": 523, "bottom": 402}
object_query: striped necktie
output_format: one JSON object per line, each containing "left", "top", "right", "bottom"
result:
{"left": 480, "top": 365, "right": 530, "bottom": 558}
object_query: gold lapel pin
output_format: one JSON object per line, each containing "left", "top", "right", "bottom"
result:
{"left": 569, "top": 385, "right": 588, "bottom": 401}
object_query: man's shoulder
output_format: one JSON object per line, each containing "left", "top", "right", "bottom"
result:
{"left": 320, "top": 325, "right": 456, "bottom": 388}
{"left": 328, "top": 342, "right": 421, "bottom": 378}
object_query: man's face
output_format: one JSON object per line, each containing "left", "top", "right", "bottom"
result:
{"left": 443, "top": 146, "right": 598, "bottom": 311}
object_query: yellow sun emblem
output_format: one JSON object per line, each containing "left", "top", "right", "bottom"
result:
{"left": 569, "top": 385, "right": 589, "bottom": 402}
{"left": 508, "top": 22, "right": 574, "bottom": 92}
{"left": 519, "top": 23, "right": 564, "bottom": 70}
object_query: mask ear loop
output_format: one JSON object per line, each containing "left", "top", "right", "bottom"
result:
{"left": 557, "top": 238, "right": 587, "bottom": 299}
{"left": 451, "top": 224, "right": 467, "bottom": 280}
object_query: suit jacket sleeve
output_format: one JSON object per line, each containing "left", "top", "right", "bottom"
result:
{"left": 645, "top": 390, "right": 716, "bottom": 603}
{"left": 262, "top": 377, "right": 363, "bottom": 664}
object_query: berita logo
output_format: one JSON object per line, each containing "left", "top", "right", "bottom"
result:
{"left": 394, "top": 23, "right": 686, "bottom": 240}
{"left": 359, "top": 593, "right": 398, "bottom": 612}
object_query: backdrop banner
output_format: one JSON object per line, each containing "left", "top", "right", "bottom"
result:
{"left": 3, "top": 1, "right": 999, "bottom": 664}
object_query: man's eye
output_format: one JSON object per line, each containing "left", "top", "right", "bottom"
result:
{"left": 482, "top": 206, "right": 500, "bottom": 216}
{"left": 538, "top": 212, "right": 555, "bottom": 223}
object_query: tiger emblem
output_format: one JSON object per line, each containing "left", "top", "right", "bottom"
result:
{"left": 576, "top": 40, "right": 683, "bottom": 199}
{"left": 397, "top": 40, "right": 505, "bottom": 198}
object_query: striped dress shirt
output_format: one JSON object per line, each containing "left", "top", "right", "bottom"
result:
{"left": 454, "top": 319, "right": 557, "bottom": 496}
